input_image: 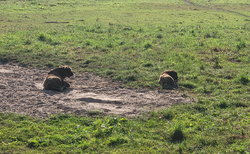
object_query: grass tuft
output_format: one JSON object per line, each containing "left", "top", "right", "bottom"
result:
{"left": 233, "top": 102, "right": 249, "bottom": 108}
{"left": 180, "top": 82, "right": 196, "bottom": 89}
{"left": 237, "top": 73, "right": 249, "bottom": 85}
{"left": 170, "top": 125, "right": 185, "bottom": 143}
{"left": 108, "top": 137, "right": 128, "bottom": 146}
{"left": 28, "top": 139, "right": 39, "bottom": 148}
{"left": 236, "top": 41, "right": 246, "bottom": 50}
{"left": 162, "top": 110, "right": 175, "bottom": 120}
{"left": 217, "top": 100, "right": 230, "bottom": 109}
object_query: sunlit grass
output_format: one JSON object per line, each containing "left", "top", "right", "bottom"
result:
{"left": 0, "top": 0, "right": 249, "bottom": 153}
{"left": 0, "top": 100, "right": 249, "bottom": 153}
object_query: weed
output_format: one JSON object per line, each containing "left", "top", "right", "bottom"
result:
{"left": 233, "top": 102, "right": 248, "bottom": 108}
{"left": 236, "top": 41, "right": 246, "bottom": 50}
{"left": 38, "top": 33, "right": 47, "bottom": 42}
{"left": 78, "top": 141, "right": 90, "bottom": 150}
{"left": 87, "top": 110, "right": 102, "bottom": 116}
{"left": 193, "top": 104, "right": 207, "bottom": 113}
{"left": 162, "top": 110, "right": 175, "bottom": 120}
{"left": 199, "top": 64, "right": 205, "bottom": 70}
{"left": 28, "top": 139, "right": 39, "bottom": 148}
{"left": 237, "top": 73, "right": 249, "bottom": 85}
{"left": 217, "top": 100, "right": 230, "bottom": 109}
{"left": 212, "top": 57, "right": 223, "bottom": 69}
{"left": 156, "top": 34, "right": 163, "bottom": 39}
{"left": 144, "top": 42, "right": 152, "bottom": 50}
{"left": 108, "top": 117, "right": 118, "bottom": 126}
{"left": 180, "top": 82, "right": 196, "bottom": 89}
{"left": 108, "top": 137, "right": 128, "bottom": 146}
{"left": 24, "top": 40, "right": 32, "bottom": 45}
{"left": 37, "top": 33, "right": 61, "bottom": 45}
{"left": 125, "top": 75, "right": 137, "bottom": 82}
{"left": 170, "top": 125, "right": 185, "bottom": 143}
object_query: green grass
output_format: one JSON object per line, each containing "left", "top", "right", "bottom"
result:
{"left": 0, "top": 0, "right": 249, "bottom": 153}
{"left": 0, "top": 100, "right": 249, "bottom": 153}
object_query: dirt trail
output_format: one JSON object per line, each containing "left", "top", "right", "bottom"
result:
{"left": 0, "top": 63, "right": 193, "bottom": 119}
{"left": 185, "top": 0, "right": 250, "bottom": 18}
{"left": 185, "top": 0, "right": 195, "bottom": 6}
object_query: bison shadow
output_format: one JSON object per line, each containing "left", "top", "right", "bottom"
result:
{"left": 43, "top": 87, "right": 73, "bottom": 96}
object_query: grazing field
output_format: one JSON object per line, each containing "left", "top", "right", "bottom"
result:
{"left": 0, "top": 0, "right": 249, "bottom": 153}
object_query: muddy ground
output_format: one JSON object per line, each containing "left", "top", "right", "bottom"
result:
{"left": 0, "top": 62, "right": 193, "bottom": 119}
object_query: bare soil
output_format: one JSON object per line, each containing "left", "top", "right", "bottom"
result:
{"left": 0, "top": 62, "right": 193, "bottom": 119}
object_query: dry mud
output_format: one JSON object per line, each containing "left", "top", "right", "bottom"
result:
{"left": 0, "top": 63, "right": 193, "bottom": 119}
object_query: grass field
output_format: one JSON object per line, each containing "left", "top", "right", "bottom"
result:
{"left": 0, "top": 0, "right": 249, "bottom": 153}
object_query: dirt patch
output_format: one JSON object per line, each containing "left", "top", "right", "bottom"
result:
{"left": 0, "top": 63, "right": 193, "bottom": 119}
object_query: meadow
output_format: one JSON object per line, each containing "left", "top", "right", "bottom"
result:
{"left": 0, "top": 0, "right": 249, "bottom": 153}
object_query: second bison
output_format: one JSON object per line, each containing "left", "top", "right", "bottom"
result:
{"left": 158, "top": 70, "right": 178, "bottom": 89}
{"left": 43, "top": 65, "right": 73, "bottom": 91}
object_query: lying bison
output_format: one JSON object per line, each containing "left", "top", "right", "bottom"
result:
{"left": 43, "top": 65, "right": 73, "bottom": 91}
{"left": 161, "top": 70, "right": 178, "bottom": 81}
{"left": 158, "top": 70, "right": 178, "bottom": 89}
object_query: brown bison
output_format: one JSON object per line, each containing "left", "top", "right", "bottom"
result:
{"left": 158, "top": 70, "right": 178, "bottom": 89}
{"left": 161, "top": 70, "right": 178, "bottom": 81}
{"left": 43, "top": 65, "right": 73, "bottom": 91}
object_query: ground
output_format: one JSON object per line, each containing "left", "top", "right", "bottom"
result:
{"left": 0, "top": 62, "right": 193, "bottom": 119}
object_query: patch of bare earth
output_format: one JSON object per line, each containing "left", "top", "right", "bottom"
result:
{"left": 0, "top": 63, "right": 193, "bottom": 119}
